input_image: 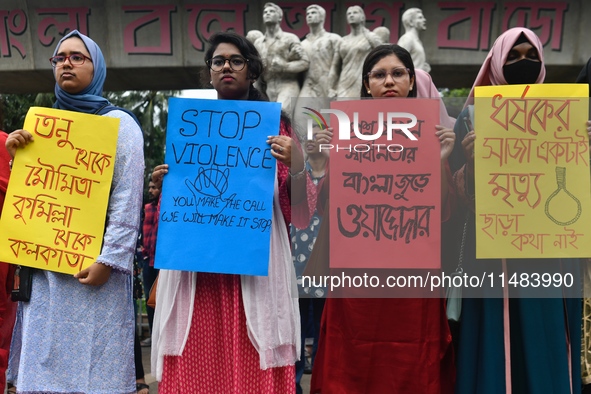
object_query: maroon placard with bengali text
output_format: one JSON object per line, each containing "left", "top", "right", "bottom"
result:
{"left": 329, "top": 98, "right": 441, "bottom": 269}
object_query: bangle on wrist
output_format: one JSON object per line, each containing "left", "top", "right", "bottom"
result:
{"left": 289, "top": 166, "right": 306, "bottom": 179}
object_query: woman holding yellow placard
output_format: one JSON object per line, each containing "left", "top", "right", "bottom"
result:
{"left": 5, "top": 30, "right": 144, "bottom": 393}
{"left": 449, "top": 27, "right": 582, "bottom": 394}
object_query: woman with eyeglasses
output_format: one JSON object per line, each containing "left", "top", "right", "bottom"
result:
{"left": 5, "top": 30, "right": 144, "bottom": 393}
{"left": 310, "top": 44, "right": 456, "bottom": 394}
{"left": 150, "top": 31, "right": 312, "bottom": 393}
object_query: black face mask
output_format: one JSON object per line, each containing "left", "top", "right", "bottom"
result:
{"left": 503, "top": 59, "right": 542, "bottom": 84}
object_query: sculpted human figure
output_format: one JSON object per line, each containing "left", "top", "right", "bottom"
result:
{"left": 299, "top": 4, "right": 342, "bottom": 98}
{"left": 397, "top": 8, "right": 430, "bottom": 72}
{"left": 245, "top": 29, "right": 263, "bottom": 44}
{"left": 253, "top": 2, "right": 309, "bottom": 113}
{"left": 373, "top": 26, "right": 391, "bottom": 44}
{"left": 335, "top": 6, "right": 385, "bottom": 98}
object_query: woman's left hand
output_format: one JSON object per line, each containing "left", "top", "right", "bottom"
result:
{"left": 436, "top": 125, "right": 456, "bottom": 161}
{"left": 267, "top": 135, "right": 295, "bottom": 168}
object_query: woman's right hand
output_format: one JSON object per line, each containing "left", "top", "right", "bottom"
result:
{"left": 5, "top": 129, "right": 34, "bottom": 159}
{"left": 151, "top": 164, "right": 168, "bottom": 190}
{"left": 315, "top": 127, "right": 334, "bottom": 159}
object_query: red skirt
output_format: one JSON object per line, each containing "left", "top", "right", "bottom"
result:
{"left": 160, "top": 273, "right": 295, "bottom": 394}
{"left": 311, "top": 298, "right": 454, "bottom": 394}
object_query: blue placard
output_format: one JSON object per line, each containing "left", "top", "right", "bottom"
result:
{"left": 154, "top": 97, "right": 280, "bottom": 275}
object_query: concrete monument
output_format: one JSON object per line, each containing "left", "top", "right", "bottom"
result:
{"left": 252, "top": 2, "right": 309, "bottom": 112}
{"left": 397, "top": 8, "right": 430, "bottom": 73}
{"left": 335, "top": 6, "right": 385, "bottom": 98}
{"left": 299, "top": 4, "right": 342, "bottom": 98}
{"left": 245, "top": 29, "right": 263, "bottom": 44}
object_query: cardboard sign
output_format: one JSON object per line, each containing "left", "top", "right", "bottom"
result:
{"left": 155, "top": 97, "right": 280, "bottom": 275}
{"left": 328, "top": 98, "right": 441, "bottom": 269}
{"left": 474, "top": 84, "right": 591, "bottom": 258}
{"left": 0, "top": 107, "right": 119, "bottom": 274}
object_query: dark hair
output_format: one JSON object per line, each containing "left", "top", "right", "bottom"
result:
{"left": 360, "top": 44, "right": 417, "bottom": 98}
{"left": 203, "top": 31, "right": 268, "bottom": 102}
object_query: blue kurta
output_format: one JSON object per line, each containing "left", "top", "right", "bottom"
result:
{"left": 8, "top": 110, "right": 144, "bottom": 394}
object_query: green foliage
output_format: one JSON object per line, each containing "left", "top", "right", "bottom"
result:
{"left": 105, "top": 90, "right": 179, "bottom": 199}
{"left": 439, "top": 87, "right": 471, "bottom": 118}
{"left": 440, "top": 87, "right": 471, "bottom": 97}
{"left": 0, "top": 93, "right": 38, "bottom": 132}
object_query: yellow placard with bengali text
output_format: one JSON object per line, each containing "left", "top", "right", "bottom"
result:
{"left": 0, "top": 107, "right": 119, "bottom": 274}
{"left": 474, "top": 84, "right": 591, "bottom": 258}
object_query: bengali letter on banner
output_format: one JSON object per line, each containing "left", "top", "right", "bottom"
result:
{"left": 154, "top": 98, "right": 280, "bottom": 276}
{"left": 0, "top": 107, "right": 119, "bottom": 274}
{"left": 474, "top": 84, "right": 591, "bottom": 258}
{"left": 329, "top": 98, "right": 441, "bottom": 269}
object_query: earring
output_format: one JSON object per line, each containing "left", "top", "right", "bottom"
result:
{"left": 209, "top": 81, "right": 212, "bottom": 85}
{"left": 367, "top": 90, "right": 371, "bottom": 94}
{"left": 410, "top": 86, "right": 413, "bottom": 91}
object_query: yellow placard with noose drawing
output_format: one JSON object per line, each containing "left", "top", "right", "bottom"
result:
{"left": 474, "top": 84, "right": 591, "bottom": 258}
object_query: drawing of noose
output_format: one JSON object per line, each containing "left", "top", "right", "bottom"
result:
{"left": 544, "top": 166, "right": 582, "bottom": 225}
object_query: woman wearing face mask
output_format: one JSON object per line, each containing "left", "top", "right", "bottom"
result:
{"left": 449, "top": 27, "right": 582, "bottom": 394}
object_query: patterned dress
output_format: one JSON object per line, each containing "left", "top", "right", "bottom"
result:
{"left": 159, "top": 119, "right": 297, "bottom": 394}
{"left": 291, "top": 165, "right": 325, "bottom": 298}
{"left": 8, "top": 110, "right": 144, "bottom": 394}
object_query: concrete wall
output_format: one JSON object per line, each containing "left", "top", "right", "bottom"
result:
{"left": 0, "top": 0, "right": 587, "bottom": 93}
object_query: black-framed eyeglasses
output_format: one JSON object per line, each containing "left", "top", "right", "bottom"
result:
{"left": 49, "top": 54, "right": 93, "bottom": 68}
{"left": 206, "top": 56, "right": 248, "bottom": 72}
{"left": 367, "top": 67, "right": 411, "bottom": 84}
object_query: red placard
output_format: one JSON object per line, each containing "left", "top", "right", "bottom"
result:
{"left": 328, "top": 98, "right": 441, "bottom": 269}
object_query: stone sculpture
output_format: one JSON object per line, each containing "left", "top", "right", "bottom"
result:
{"left": 397, "top": 8, "right": 430, "bottom": 73}
{"left": 299, "top": 4, "right": 342, "bottom": 98}
{"left": 252, "top": 2, "right": 309, "bottom": 113}
{"left": 334, "top": 6, "right": 385, "bottom": 98}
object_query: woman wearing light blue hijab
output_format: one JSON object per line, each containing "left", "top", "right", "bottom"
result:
{"left": 6, "top": 30, "right": 144, "bottom": 393}
{"left": 51, "top": 30, "right": 140, "bottom": 121}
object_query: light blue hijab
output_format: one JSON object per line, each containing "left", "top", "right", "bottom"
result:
{"left": 52, "top": 29, "right": 112, "bottom": 114}
{"left": 52, "top": 30, "right": 140, "bottom": 126}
